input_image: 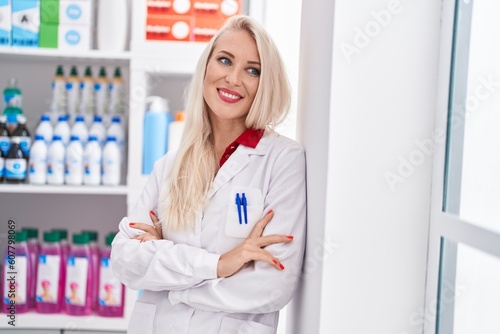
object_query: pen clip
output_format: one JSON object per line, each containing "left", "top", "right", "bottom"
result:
{"left": 242, "top": 193, "right": 248, "bottom": 224}
{"left": 235, "top": 193, "right": 242, "bottom": 225}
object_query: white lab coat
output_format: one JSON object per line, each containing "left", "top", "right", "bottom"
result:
{"left": 111, "top": 131, "right": 306, "bottom": 334}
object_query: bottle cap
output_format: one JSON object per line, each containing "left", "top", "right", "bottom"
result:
{"left": 111, "top": 116, "right": 121, "bottom": 123}
{"left": 106, "top": 136, "right": 116, "bottom": 142}
{"left": 53, "top": 135, "right": 62, "bottom": 141}
{"left": 146, "top": 96, "right": 169, "bottom": 113}
{"left": 70, "top": 135, "right": 79, "bottom": 141}
{"left": 56, "top": 65, "right": 64, "bottom": 76}
{"left": 105, "top": 232, "right": 117, "bottom": 246}
{"left": 22, "top": 227, "right": 39, "bottom": 240}
{"left": 44, "top": 230, "right": 61, "bottom": 243}
{"left": 114, "top": 67, "right": 122, "bottom": 78}
{"left": 84, "top": 66, "right": 92, "bottom": 77}
{"left": 15, "top": 230, "right": 28, "bottom": 242}
{"left": 175, "top": 111, "right": 185, "bottom": 122}
{"left": 93, "top": 115, "right": 103, "bottom": 122}
{"left": 70, "top": 66, "right": 78, "bottom": 76}
{"left": 40, "top": 114, "right": 50, "bottom": 122}
{"left": 73, "top": 233, "right": 90, "bottom": 245}
{"left": 88, "top": 135, "right": 98, "bottom": 142}
{"left": 82, "top": 230, "right": 98, "bottom": 242}
{"left": 58, "top": 115, "right": 67, "bottom": 122}
{"left": 35, "top": 134, "right": 44, "bottom": 141}
{"left": 75, "top": 115, "right": 85, "bottom": 122}
{"left": 51, "top": 228, "right": 68, "bottom": 240}
{"left": 99, "top": 66, "right": 107, "bottom": 78}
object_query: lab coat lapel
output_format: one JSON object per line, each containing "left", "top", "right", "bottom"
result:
{"left": 206, "top": 132, "right": 272, "bottom": 199}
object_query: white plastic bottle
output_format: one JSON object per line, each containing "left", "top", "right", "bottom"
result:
{"left": 107, "top": 116, "right": 125, "bottom": 156}
{"left": 35, "top": 114, "right": 53, "bottom": 146}
{"left": 71, "top": 115, "right": 89, "bottom": 147}
{"left": 89, "top": 115, "right": 107, "bottom": 147}
{"left": 47, "top": 135, "right": 65, "bottom": 185}
{"left": 54, "top": 115, "right": 71, "bottom": 146}
{"left": 66, "top": 66, "right": 80, "bottom": 116}
{"left": 28, "top": 135, "right": 48, "bottom": 185}
{"left": 83, "top": 136, "right": 102, "bottom": 186}
{"left": 168, "top": 111, "right": 185, "bottom": 151}
{"left": 97, "top": 0, "right": 129, "bottom": 52}
{"left": 65, "top": 135, "right": 84, "bottom": 185}
{"left": 102, "top": 136, "right": 120, "bottom": 186}
{"left": 94, "top": 67, "right": 109, "bottom": 116}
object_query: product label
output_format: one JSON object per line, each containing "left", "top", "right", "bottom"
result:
{"left": 3, "top": 93, "right": 22, "bottom": 108}
{"left": 52, "top": 80, "right": 66, "bottom": 113}
{"left": 36, "top": 254, "right": 61, "bottom": 303}
{"left": 94, "top": 81, "right": 109, "bottom": 115}
{"left": 0, "top": 157, "right": 4, "bottom": 177}
{"left": 65, "top": 256, "right": 89, "bottom": 306}
{"left": 47, "top": 155, "right": 64, "bottom": 184}
{"left": 19, "top": 137, "right": 31, "bottom": 156}
{"left": 3, "top": 255, "right": 28, "bottom": 306}
{"left": 0, "top": 136, "right": 10, "bottom": 155}
{"left": 98, "top": 257, "right": 122, "bottom": 306}
{"left": 80, "top": 80, "right": 94, "bottom": 115}
{"left": 5, "top": 158, "right": 26, "bottom": 179}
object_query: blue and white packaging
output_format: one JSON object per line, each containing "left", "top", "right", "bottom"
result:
{"left": 59, "top": 24, "right": 91, "bottom": 50}
{"left": 0, "top": 0, "right": 12, "bottom": 46}
{"left": 60, "top": 0, "right": 93, "bottom": 25}
{"left": 12, "top": 0, "right": 40, "bottom": 47}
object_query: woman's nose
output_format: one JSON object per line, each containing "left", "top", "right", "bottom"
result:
{"left": 225, "top": 68, "right": 242, "bottom": 86}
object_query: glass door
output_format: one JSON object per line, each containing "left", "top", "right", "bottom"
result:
{"left": 427, "top": 0, "right": 500, "bottom": 333}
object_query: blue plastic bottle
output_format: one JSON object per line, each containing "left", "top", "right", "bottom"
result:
{"left": 36, "top": 231, "right": 65, "bottom": 313}
{"left": 3, "top": 230, "right": 31, "bottom": 314}
{"left": 142, "top": 96, "right": 172, "bottom": 174}
{"left": 22, "top": 227, "right": 40, "bottom": 309}
{"left": 65, "top": 233, "right": 93, "bottom": 315}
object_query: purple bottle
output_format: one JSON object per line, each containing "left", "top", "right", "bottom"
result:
{"left": 36, "top": 231, "right": 65, "bottom": 313}
{"left": 82, "top": 230, "right": 99, "bottom": 310}
{"left": 97, "top": 232, "right": 124, "bottom": 317}
{"left": 3, "top": 230, "right": 31, "bottom": 314}
{"left": 22, "top": 227, "right": 40, "bottom": 309}
{"left": 65, "top": 233, "right": 93, "bottom": 316}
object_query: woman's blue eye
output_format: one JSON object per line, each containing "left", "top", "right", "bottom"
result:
{"left": 248, "top": 68, "right": 261, "bottom": 76}
{"left": 218, "top": 57, "right": 231, "bottom": 65}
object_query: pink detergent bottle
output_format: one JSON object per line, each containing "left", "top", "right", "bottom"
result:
{"left": 65, "top": 233, "right": 93, "bottom": 316}
{"left": 23, "top": 227, "right": 40, "bottom": 309}
{"left": 36, "top": 231, "right": 64, "bottom": 313}
{"left": 82, "top": 230, "right": 99, "bottom": 310}
{"left": 51, "top": 229, "right": 69, "bottom": 274}
{"left": 3, "top": 230, "right": 31, "bottom": 314}
{"left": 97, "top": 232, "right": 124, "bottom": 317}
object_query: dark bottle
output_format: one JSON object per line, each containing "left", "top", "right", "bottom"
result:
{"left": 0, "top": 114, "right": 10, "bottom": 156}
{"left": 13, "top": 114, "right": 31, "bottom": 157}
{"left": 5, "top": 136, "right": 27, "bottom": 183}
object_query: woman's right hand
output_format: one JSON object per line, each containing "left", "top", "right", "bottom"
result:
{"left": 217, "top": 210, "right": 294, "bottom": 278}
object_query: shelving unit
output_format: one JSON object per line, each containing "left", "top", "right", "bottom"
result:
{"left": 0, "top": 0, "right": 263, "bottom": 332}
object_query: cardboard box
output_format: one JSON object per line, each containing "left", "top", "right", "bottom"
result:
{"left": 0, "top": 0, "right": 12, "bottom": 46}
{"left": 40, "top": 22, "right": 91, "bottom": 50}
{"left": 145, "top": 14, "right": 192, "bottom": 41}
{"left": 147, "top": 0, "right": 193, "bottom": 16}
{"left": 12, "top": 0, "right": 40, "bottom": 47}
{"left": 41, "top": 0, "right": 93, "bottom": 25}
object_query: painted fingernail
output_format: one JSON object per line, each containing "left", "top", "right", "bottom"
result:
{"left": 149, "top": 210, "right": 156, "bottom": 216}
{"left": 272, "top": 259, "right": 278, "bottom": 264}
{"left": 129, "top": 223, "right": 135, "bottom": 226}
{"left": 279, "top": 263, "right": 285, "bottom": 270}
{"left": 267, "top": 209, "right": 273, "bottom": 215}
{"left": 287, "top": 235, "right": 294, "bottom": 240}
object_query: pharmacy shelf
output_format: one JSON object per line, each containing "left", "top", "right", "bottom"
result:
{"left": 0, "top": 184, "right": 128, "bottom": 195}
{"left": 0, "top": 48, "right": 131, "bottom": 64}
{"left": 0, "top": 312, "right": 127, "bottom": 331}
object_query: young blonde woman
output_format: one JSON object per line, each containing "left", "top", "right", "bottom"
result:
{"left": 111, "top": 15, "right": 306, "bottom": 334}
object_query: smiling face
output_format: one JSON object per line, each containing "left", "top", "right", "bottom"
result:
{"left": 203, "top": 28, "right": 261, "bottom": 128}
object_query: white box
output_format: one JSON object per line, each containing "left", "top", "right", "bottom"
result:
{"left": 58, "top": 23, "right": 91, "bottom": 50}
{"left": 59, "top": 0, "right": 93, "bottom": 25}
{"left": 12, "top": 0, "right": 40, "bottom": 47}
{"left": 0, "top": 0, "right": 12, "bottom": 46}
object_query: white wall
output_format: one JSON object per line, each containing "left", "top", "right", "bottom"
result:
{"left": 293, "top": 0, "right": 443, "bottom": 333}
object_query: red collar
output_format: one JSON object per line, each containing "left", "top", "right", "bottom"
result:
{"left": 219, "top": 128, "right": 264, "bottom": 167}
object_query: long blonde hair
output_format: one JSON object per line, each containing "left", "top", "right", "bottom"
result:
{"left": 164, "top": 15, "right": 291, "bottom": 230}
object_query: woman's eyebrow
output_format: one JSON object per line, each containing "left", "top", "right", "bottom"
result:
{"left": 218, "top": 50, "right": 261, "bottom": 66}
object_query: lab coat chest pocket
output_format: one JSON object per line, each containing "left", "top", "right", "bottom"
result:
{"left": 225, "top": 187, "right": 263, "bottom": 239}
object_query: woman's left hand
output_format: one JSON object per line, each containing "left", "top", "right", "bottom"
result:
{"left": 130, "top": 210, "right": 163, "bottom": 242}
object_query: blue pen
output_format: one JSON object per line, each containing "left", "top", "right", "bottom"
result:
{"left": 235, "top": 193, "right": 242, "bottom": 224}
{"left": 242, "top": 193, "right": 248, "bottom": 224}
